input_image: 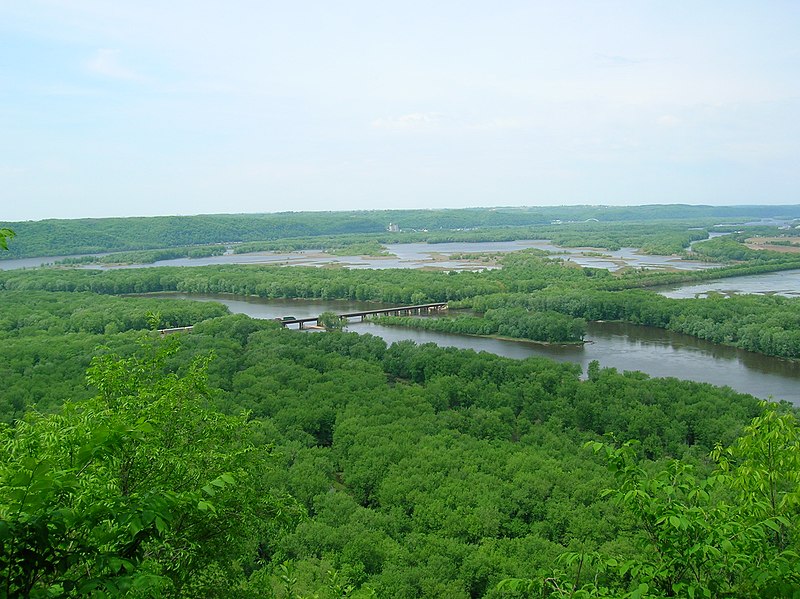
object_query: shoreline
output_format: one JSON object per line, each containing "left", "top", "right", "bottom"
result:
{"left": 370, "top": 320, "right": 585, "bottom": 347}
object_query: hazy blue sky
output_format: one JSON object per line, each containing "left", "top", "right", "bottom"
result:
{"left": 2, "top": 1, "right": 799, "bottom": 221}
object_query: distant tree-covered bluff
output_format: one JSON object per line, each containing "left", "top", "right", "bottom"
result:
{"left": 3, "top": 204, "right": 799, "bottom": 259}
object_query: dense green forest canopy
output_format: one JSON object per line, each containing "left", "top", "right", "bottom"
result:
{"left": 374, "top": 309, "right": 588, "bottom": 344}
{"left": 3, "top": 204, "right": 799, "bottom": 259}
{"left": 2, "top": 216, "right": 800, "bottom": 597}
{"left": 1, "top": 287, "right": 797, "bottom": 596}
{"left": 230, "top": 222, "right": 710, "bottom": 257}
{"left": 0, "top": 284, "right": 796, "bottom": 597}
{"left": 53, "top": 245, "right": 227, "bottom": 266}
{"left": 0, "top": 228, "right": 14, "bottom": 250}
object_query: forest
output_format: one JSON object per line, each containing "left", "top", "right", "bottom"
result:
{"left": 2, "top": 204, "right": 800, "bottom": 260}
{"left": 3, "top": 245, "right": 800, "bottom": 359}
{"left": 1, "top": 296, "right": 797, "bottom": 598}
{"left": 373, "top": 309, "right": 587, "bottom": 344}
{"left": 1, "top": 211, "right": 800, "bottom": 598}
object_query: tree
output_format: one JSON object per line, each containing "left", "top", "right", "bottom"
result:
{"left": 0, "top": 227, "right": 14, "bottom": 250}
{"left": 318, "top": 311, "right": 346, "bottom": 331}
{"left": 0, "top": 336, "right": 301, "bottom": 597}
{"left": 502, "top": 402, "right": 800, "bottom": 598}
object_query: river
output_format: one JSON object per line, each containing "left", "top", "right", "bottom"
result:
{"left": 0, "top": 240, "right": 720, "bottom": 272}
{"left": 146, "top": 293, "right": 799, "bottom": 405}
{"left": 658, "top": 269, "right": 800, "bottom": 299}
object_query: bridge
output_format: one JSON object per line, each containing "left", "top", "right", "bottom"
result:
{"left": 277, "top": 302, "right": 448, "bottom": 329}
{"left": 158, "top": 326, "right": 194, "bottom": 335}
{"left": 157, "top": 302, "right": 448, "bottom": 333}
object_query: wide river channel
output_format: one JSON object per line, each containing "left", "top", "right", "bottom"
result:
{"left": 5, "top": 240, "right": 799, "bottom": 402}
{"left": 149, "top": 293, "right": 799, "bottom": 405}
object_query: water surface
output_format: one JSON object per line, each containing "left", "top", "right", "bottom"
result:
{"left": 0, "top": 240, "right": 720, "bottom": 272}
{"left": 148, "top": 293, "right": 799, "bottom": 404}
{"left": 660, "top": 269, "right": 800, "bottom": 299}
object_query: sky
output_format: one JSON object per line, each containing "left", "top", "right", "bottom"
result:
{"left": 1, "top": 1, "right": 799, "bottom": 222}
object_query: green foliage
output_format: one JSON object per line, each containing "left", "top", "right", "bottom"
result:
{"left": 323, "top": 241, "right": 390, "bottom": 257}
{"left": 375, "top": 308, "right": 586, "bottom": 343}
{"left": 714, "top": 404, "right": 800, "bottom": 547}
{"left": 0, "top": 228, "right": 14, "bottom": 251}
{"left": 3, "top": 211, "right": 800, "bottom": 597}
{"left": 524, "top": 404, "right": 800, "bottom": 598}
{"left": 690, "top": 236, "right": 789, "bottom": 262}
{"left": 4, "top": 230, "right": 800, "bottom": 359}
{"left": 54, "top": 245, "right": 227, "bottom": 265}
{"left": 0, "top": 290, "right": 227, "bottom": 337}
{"left": 465, "top": 284, "right": 800, "bottom": 360}
{"left": 4, "top": 205, "right": 799, "bottom": 260}
{"left": 0, "top": 291, "right": 233, "bottom": 422}
{"left": 318, "top": 311, "right": 346, "bottom": 331}
{"left": 544, "top": 222, "right": 708, "bottom": 255}
{"left": 196, "top": 321, "right": 765, "bottom": 596}
{"left": 0, "top": 263, "right": 505, "bottom": 304}
{"left": 0, "top": 293, "right": 785, "bottom": 597}
{"left": 0, "top": 338, "right": 301, "bottom": 597}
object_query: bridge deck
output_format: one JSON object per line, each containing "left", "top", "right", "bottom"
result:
{"left": 278, "top": 302, "right": 447, "bottom": 328}
{"left": 159, "top": 304, "right": 449, "bottom": 332}
{"left": 158, "top": 326, "right": 194, "bottom": 335}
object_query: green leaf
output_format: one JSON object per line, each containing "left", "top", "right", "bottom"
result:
{"left": 154, "top": 516, "right": 167, "bottom": 534}
{"left": 763, "top": 519, "right": 781, "bottom": 532}
{"left": 129, "top": 517, "right": 143, "bottom": 536}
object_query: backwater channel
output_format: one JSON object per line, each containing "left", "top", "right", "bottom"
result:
{"left": 5, "top": 241, "right": 799, "bottom": 403}
{"left": 148, "top": 293, "right": 800, "bottom": 404}
{"left": 0, "top": 240, "right": 721, "bottom": 271}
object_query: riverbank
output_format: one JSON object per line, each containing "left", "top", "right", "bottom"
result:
{"left": 98, "top": 292, "right": 800, "bottom": 402}
{"left": 372, "top": 311, "right": 587, "bottom": 346}
{"left": 369, "top": 319, "right": 586, "bottom": 347}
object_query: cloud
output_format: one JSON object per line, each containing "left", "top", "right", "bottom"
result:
{"left": 468, "top": 117, "right": 530, "bottom": 132}
{"left": 593, "top": 53, "right": 643, "bottom": 68}
{"left": 40, "top": 84, "right": 101, "bottom": 97}
{"left": 0, "top": 164, "right": 27, "bottom": 177}
{"left": 657, "top": 114, "right": 681, "bottom": 127}
{"left": 371, "top": 112, "right": 446, "bottom": 131}
{"left": 85, "top": 49, "right": 144, "bottom": 82}
{"left": 371, "top": 113, "right": 530, "bottom": 134}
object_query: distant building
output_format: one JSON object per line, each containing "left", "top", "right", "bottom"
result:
{"left": 387, "top": 223, "right": 400, "bottom": 232}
